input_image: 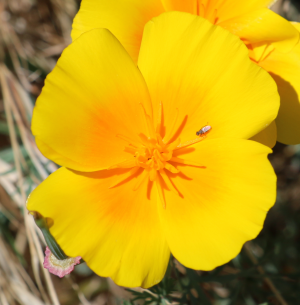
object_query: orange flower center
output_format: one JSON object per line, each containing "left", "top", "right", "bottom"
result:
{"left": 133, "top": 134, "right": 173, "bottom": 170}
{"left": 109, "top": 103, "right": 211, "bottom": 208}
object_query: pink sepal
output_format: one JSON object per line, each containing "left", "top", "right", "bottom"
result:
{"left": 43, "top": 247, "right": 81, "bottom": 278}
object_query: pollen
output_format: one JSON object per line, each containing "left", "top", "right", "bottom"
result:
{"left": 132, "top": 134, "right": 174, "bottom": 172}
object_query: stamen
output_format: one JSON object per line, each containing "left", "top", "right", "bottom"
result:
{"left": 166, "top": 138, "right": 181, "bottom": 151}
{"left": 196, "top": 0, "right": 206, "bottom": 17}
{"left": 124, "top": 146, "right": 136, "bottom": 155}
{"left": 135, "top": 153, "right": 150, "bottom": 168}
{"left": 160, "top": 169, "right": 181, "bottom": 196}
{"left": 149, "top": 168, "right": 157, "bottom": 181}
{"left": 156, "top": 101, "right": 163, "bottom": 134}
{"left": 170, "top": 157, "right": 206, "bottom": 168}
{"left": 212, "top": 8, "right": 218, "bottom": 24}
{"left": 156, "top": 178, "right": 166, "bottom": 209}
{"left": 133, "top": 170, "right": 149, "bottom": 191}
{"left": 155, "top": 156, "right": 165, "bottom": 170}
{"left": 164, "top": 108, "right": 179, "bottom": 143}
{"left": 208, "top": 0, "right": 225, "bottom": 23}
{"left": 175, "top": 136, "right": 206, "bottom": 151}
{"left": 165, "top": 162, "right": 180, "bottom": 174}
{"left": 156, "top": 133, "right": 164, "bottom": 147}
{"left": 138, "top": 135, "right": 156, "bottom": 152}
{"left": 161, "top": 151, "right": 173, "bottom": 161}
{"left": 109, "top": 167, "right": 140, "bottom": 189}
{"left": 148, "top": 158, "right": 154, "bottom": 167}
{"left": 259, "top": 44, "right": 275, "bottom": 63}
{"left": 154, "top": 149, "right": 164, "bottom": 162}
{"left": 108, "top": 159, "right": 136, "bottom": 169}
{"left": 201, "top": 3, "right": 206, "bottom": 17}
{"left": 139, "top": 103, "right": 156, "bottom": 138}
{"left": 196, "top": 0, "right": 200, "bottom": 16}
{"left": 138, "top": 133, "right": 150, "bottom": 146}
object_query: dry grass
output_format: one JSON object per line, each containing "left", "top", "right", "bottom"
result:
{"left": 0, "top": 0, "right": 130, "bottom": 304}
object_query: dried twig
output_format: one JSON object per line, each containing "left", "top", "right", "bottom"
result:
{"left": 244, "top": 242, "right": 288, "bottom": 305}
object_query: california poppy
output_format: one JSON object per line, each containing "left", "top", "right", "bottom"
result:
{"left": 27, "top": 13, "right": 278, "bottom": 287}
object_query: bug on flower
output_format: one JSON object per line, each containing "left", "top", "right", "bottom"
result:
{"left": 196, "top": 125, "right": 212, "bottom": 136}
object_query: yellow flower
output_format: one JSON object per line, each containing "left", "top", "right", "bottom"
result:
{"left": 27, "top": 13, "right": 278, "bottom": 288}
{"left": 72, "top": 0, "right": 300, "bottom": 146}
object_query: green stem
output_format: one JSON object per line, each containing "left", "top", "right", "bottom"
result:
{"left": 32, "top": 212, "right": 68, "bottom": 260}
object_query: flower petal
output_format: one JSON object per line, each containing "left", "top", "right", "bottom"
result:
{"left": 161, "top": 0, "right": 274, "bottom": 21}
{"left": 32, "top": 29, "right": 151, "bottom": 171}
{"left": 250, "top": 121, "right": 277, "bottom": 148}
{"left": 157, "top": 138, "right": 276, "bottom": 270}
{"left": 160, "top": 0, "right": 195, "bottom": 13}
{"left": 138, "top": 12, "right": 279, "bottom": 143}
{"left": 257, "top": 23, "right": 300, "bottom": 145}
{"left": 27, "top": 167, "right": 170, "bottom": 288}
{"left": 212, "top": 0, "right": 275, "bottom": 20}
{"left": 220, "top": 9, "right": 299, "bottom": 52}
{"left": 71, "top": 0, "right": 164, "bottom": 63}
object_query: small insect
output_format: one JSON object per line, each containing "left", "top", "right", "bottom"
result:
{"left": 196, "top": 125, "right": 212, "bottom": 136}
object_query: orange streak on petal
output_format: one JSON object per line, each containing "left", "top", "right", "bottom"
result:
{"left": 166, "top": 138, "right": 181, "bottom": 151}
{"left": 124, "top": 146, "right": 137, "bottom": 155}
{"left": 164, "top": 108, "right": 179, "bottom": 143}
{"left": 149, "top": 168, "right": 157, "bottom": 181}
{"left": 116, "top": 134, "right": 139, "bottom": 147}
{"left": 161, "top": 151, "right": 173, "bottom": 161}
{"left": 156, "top": 177, "right": 166, "bottom": 209}
{"left": 160, "top": 169, "right": 180, "bottom": 196}
{"left": 154, "top": 149, "right": 165, "bottom": 162}
{"left": 170, "top": 157, "right": 206, "bottom": 168}
{"left": 138, "top": 133, "right": 149, "bottom": 146}
{"left": 164, "top": 162, "right": 180, "bottom": 174}
{"left": 139, "top": 103, "right": 156, "bottom": 138}
{"left": 156, "top": 100, "right": 163, "bottom": 134}
{"left": 108, "top": 159, "right": 136, "bottom": 169}
{"left": 133, "top": 169, "right": 149, "bottom": 191}
{"left": 109, "top": 167, "right": 140, "bottom": 189}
